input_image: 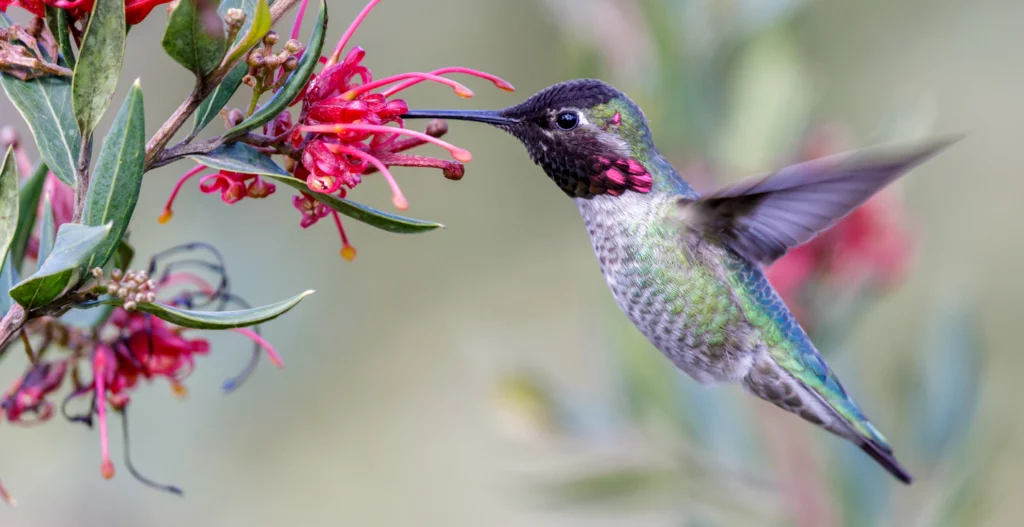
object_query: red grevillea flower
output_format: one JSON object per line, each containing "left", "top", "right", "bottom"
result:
{"left": 161, "top": 0, "right": 513, "bottom": 260}
{"left": 766, "top": 125, "right": 915, "bottom": 319}
{"left": 159, "top": 164, "right": 277, "bottom": 223}
{"left": 0, "top": 0, "right": 44, "bottom": 17}
{"left": 1, "top": 245, "right": 282, "bottom": 492}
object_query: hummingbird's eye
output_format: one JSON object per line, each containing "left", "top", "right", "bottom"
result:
{"left": 555, "top": 111, "right": 579, "bottom": 130}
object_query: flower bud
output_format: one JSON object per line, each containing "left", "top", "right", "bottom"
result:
{"left": 227, "top": 108, "right": 246, "bottom": 127}
{"left": 225, "top": 8, "right": 245, "bottom": 29}
{"left": 283, "top": 57, "right": 299, "bottom": 72}
{"left": 262, "top": 31, "right": 279, "bottom": 47}
{"left": 111, "top": 269, "right": 123, "bottom": 281}
{"left": 284, "top": 39, "right": 303, "bottom": 54}
{"left": 242, "top": 74, "right": 257, "bottom": 87}
{"left": 246, "top": 49, "right": 265, "bottom": 68}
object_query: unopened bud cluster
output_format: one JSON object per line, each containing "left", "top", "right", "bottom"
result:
{"left": 224, "top": 8, "right": 247, "bottom": 41}
{"left": 242, "top": 32, "right": 304, "bottom": 91}
{"left": 92, "top": 268, "right": 157, "bottom": 311}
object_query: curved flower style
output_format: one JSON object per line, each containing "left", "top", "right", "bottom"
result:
{"left": 0, "top": 244, "right": 281, "bottom": 494}
{"left": 159, "top": 0, "right": 512, "bottom": 260}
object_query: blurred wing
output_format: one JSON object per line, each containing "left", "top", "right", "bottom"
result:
{"left": 683, "top": 138, "right": 956, "bottom": 265}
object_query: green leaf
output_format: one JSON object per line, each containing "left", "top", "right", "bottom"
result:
{"left": 224, "top": 0, "right": 270, "bottom": 67}
{"left": 0, "top": 64, "right": 81, "bottom": 186}
{"left": 262, "top": 174, "right": 446, "bottom": 234}
{"left": 10, "top": 223, "right": 111, "bottom": 311}
{"left": 190, "top": 142, "right": 288, "bottom": 176}
{"left": 0, "top": 254, "right": 18, "bottom": 317}
{"left": 192, "top": 0, "right": 269, "bottom": 134}
{"left": 82, "top": 81, "right": 145, "bottom": 270}
{"left": 115, "top": 240, "right": 135, "bottom": 269}
{"left": 104, "top": 289, "right": 314, "bottom": 329}
{"left": 194, "top": 62, "right": 246, "bottom": 134}
{"left": 224, "top": 0, "right": 326, "bottom": 139}
{"left": 71, "top": 0, "right": 126, "bottom": 133}
{"left": 45, "top": 6, "right": 76, "bottom": 69}
{"left": 10, "top": 162, "right": 47, "bottom": 270}
{"left": 37, "top": 196, "right": 55, "bottom": 266}
{"left": 163, "top": 0, "right": 228, "bottom": 76}
{"left": 0, "top": 148, "right": 18, "bottom": 271}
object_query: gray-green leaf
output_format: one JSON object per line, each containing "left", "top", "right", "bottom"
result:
{"left": 224, "top": 0, "right": 326, "bottom": 139}
{"left": 37, "top": 195, "right": 55, "bottom": 266}
{"left": 10, "top": 162, "right": 47, "bottom": 270}
{"left": 71, "top": 0, "right": 127, "bottom": 133}
{"left": 0, "top": 253, "right": 18, "bottom": 317}
{"left": 190, "top": 142, "right": 288, "bottom": 176}
{"left": 45, "top": 7, "right": 76, "bottom": 69}
{"left": 82, "top": 80, "right": 145, "bottom": 269}
{"left": 9, "top": 222, "right": 111, "bottom": 311}
{"left": 0, "top": 148, "right": 18, "bottom": 271}
{"left": 262, "top": 174, "right": 446, "bottom": 234}
{"left": 163, "top": 0, "right": 228, "bottom": 76}
{"left": 105, "top": 289, "right": 314, "bottom": 329}
{"left": 1, "top": 65, "right": 81, "bottom": 186}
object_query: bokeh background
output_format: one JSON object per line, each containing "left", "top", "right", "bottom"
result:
{"left": 2, "top": 0, "right": 1022, "bottom": 525}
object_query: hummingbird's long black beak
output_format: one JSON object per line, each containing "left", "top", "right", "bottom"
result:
{"left": 402, "top": 109, "right": 517, "bottom": 126}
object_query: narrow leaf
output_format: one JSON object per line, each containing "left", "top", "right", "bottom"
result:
{"left": 224, "top": 0, "right": 270, "bottom": 67}
{"left": 262, "top": 174, "right": 446, "bottom": 234}
{"left": 37, "top": 196, "right": 55, "bottom": 266}
{"left": 102, "top": 289, "right": 314, "bottom": 329}
{"left": 225, "top": 0, "right": 326, "bottom": 139}
{"left": 0, "top": 148, "right": 18, "bottom": 270}
{"left": 45, "top": 6, "right": 76, "bottom": 69}
{"left": 193, "top": 0, "right": 268, "bottom": 134}
{"left": 190, "top": 142, "right": 288, "bottom": 176}
{"left": 82, "top": 81, "right": 145, "bottom": 269}
{"left": 0, "top": 254, "right": 18, "bottom": 317}
{"left": 10, "top": 223, "right": 111, "bottom": 311}
{"left": 71, "top": 0, "right": 126, "bottom": 133}
{"left": 0, "top": 64, "right": 81, "bottom": 186}
{"left": 163, "top": 0, "right": 228, "bottom": 76}
{"left": 10, "top": 163, "right": 47, "bottom": 270}
{"left": 194, "top": 62, "right": 246, "bottom": 134}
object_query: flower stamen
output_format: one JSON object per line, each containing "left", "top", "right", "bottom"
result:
{"left": 93, "top": 348, "right": 114, "bottom": 480}
{"left": 160, "top": 165, "right": 207, "bottom": 224}
{"left": 325, "top": 0, "right": 382, "bottom": 68}
{"left": 301, "top": 124, "right": 472, "bottom": 162}
{"left": 382, "top": 67, "right": 515, "bottom": 98}
{"left": 341, "top": 72, "right": 474, "bottom": 101}
{"left": 332, "top": 211, "right": 357, "bottom": 261}
{"left": 231, "top": 328, "right": 284, "bottom": 368}
{"left": 326, "top": 143, "right": 408, "bottom": 210}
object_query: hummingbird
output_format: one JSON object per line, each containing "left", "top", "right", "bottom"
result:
{"left": 404, "top": 79, "right": 953, "bottom": 484}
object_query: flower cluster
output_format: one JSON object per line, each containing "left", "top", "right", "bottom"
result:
{"left": 160, "top": 0, "right": 513, "bottom": 260}
{"left": 1, "top": 243, "right": 281, "bottom": 495}
{"left": 766, "top": 125, "right": 915, "bottom": 328}
{"left": 0, "top": 0, "right": 171, "bottom": 25}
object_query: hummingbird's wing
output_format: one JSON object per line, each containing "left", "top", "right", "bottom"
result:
{"left": 689, "top": 138, "right": 956, "bottom": 265}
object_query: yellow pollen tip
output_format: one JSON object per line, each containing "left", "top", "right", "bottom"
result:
{"left": 170, "top": 381, "right": 189, "bottom": 399}
{"left": 455, "top": 87, "right": 474, "bottom": 98}
{"left": 452, "top": 149, "right": 472, "bottom": 163}
{"left": 101, "top": 461, "right": 115, "bottom": 480}
{"left": 496, "top": 81, "right": 515, "bottom": 92}
{"left": 158, "top": 210, "right": 173, "bottom": 224}
{"left": 341, "top": 245, "right": 357, "bottom": 261}
{"left": 392, "top": 195, "right": 409, "bottom": 210}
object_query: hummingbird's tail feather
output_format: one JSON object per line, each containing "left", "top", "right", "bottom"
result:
{"left": 860, "top": 438, "right": 913, "bottom": 484}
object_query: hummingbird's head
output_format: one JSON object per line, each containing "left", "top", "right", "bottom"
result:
{"left": 404, "top": 79, "right": 657, "bottom": 198}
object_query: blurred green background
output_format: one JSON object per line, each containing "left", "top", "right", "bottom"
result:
{"left": 1, "top": 0, "right": 1022, "bottom": 525}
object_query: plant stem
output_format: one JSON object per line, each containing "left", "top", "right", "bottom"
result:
{"left": 72, "top": 132, "right": 93, "bottom": 223}
{"left": 0, "top": 304, "right": 26, "bottom": 356}
{"left": 142, "top": 0, "right": 303, "bottom": 171}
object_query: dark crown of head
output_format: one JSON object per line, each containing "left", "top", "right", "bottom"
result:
{"left": 501, "top": 79, "right": 622, "bottom": 119}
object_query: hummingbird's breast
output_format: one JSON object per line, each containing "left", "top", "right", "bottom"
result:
{"left": 575, "top": 193, "right": 761, "bottom": 384}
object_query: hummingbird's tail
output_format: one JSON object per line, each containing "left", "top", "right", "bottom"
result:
{"left": 859, "top": 437, "right": 913, "bottom": 484}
